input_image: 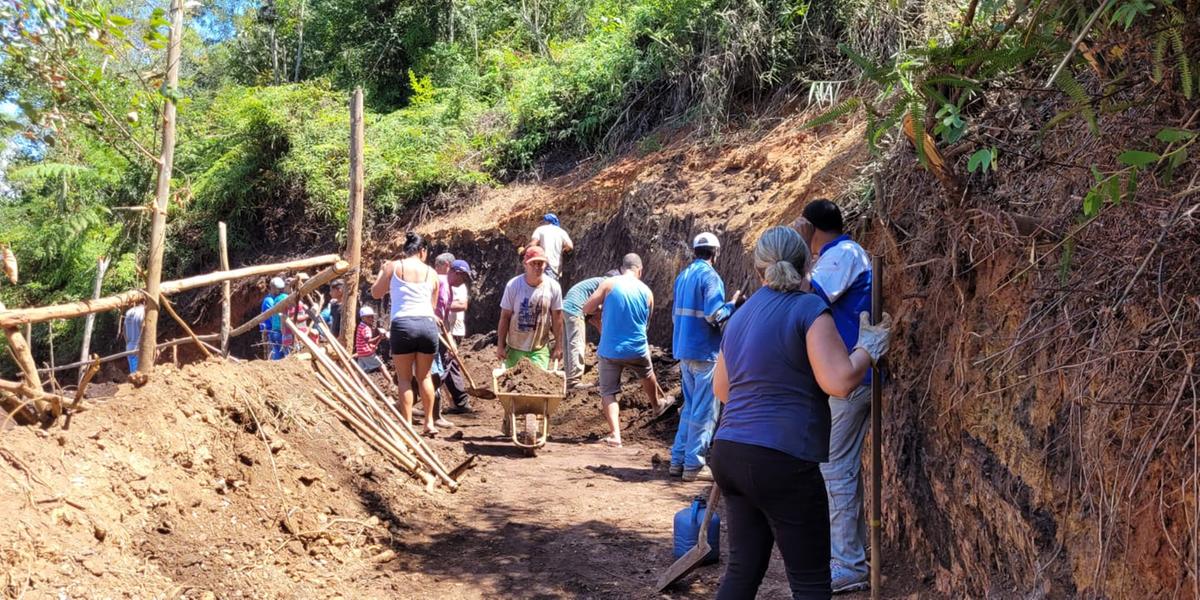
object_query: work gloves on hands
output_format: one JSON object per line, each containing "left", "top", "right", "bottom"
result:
{"left": 854, "top": 311, "right": 893, "bottom": 366}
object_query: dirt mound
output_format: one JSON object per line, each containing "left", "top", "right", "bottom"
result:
{"left": 495, "top": 359, "right": 563, "bottom": 395}
{"left": 0, "top": 358, "right": 441, "bottom": 598}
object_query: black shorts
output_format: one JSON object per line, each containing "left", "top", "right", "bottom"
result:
{"left": 389, "top": 316, "right": 439, "bottom": 355}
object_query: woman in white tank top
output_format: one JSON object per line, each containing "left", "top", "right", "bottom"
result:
{"left": 371, "top": 232, "right": 442, "bottom": 436}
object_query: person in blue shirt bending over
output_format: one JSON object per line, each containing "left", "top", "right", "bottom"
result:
{"left": 259, "top": 277, "right": 288, "bottom": 360}
{"left": 794, "top": 199, "right": 874, "bottom": 594}
{"left": 582, "top": 253, "right": 671, "bottom": 448}
{"left": 711, "top": 226, "right": 891, "bottom": 600}
{"left": 669, "top": 232, "right": 739, "bottom": 482}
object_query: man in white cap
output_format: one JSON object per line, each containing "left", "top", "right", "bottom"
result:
{"left": 353, "top": 306, "right": 385, "bottom": 373}
{"left": 528, "top": 213, "right": 573, "bottom": 281}
{"left": 260, "top": 277, "right": 289, "bottom": 360}
{"left": 669, "top": 232, "right": 738, "bottom": 481}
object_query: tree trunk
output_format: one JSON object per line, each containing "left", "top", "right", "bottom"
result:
{"left": 78, "top": 256, "right": 110, "bottom": 385}
{"left": 137, "top": 0, "right": 184, "bottom": 376}
{"left": 340, "top": 89, "right": 365, "bottom": 352}
{"left": 293, "top": 0, "right": 305, "bottom": 81}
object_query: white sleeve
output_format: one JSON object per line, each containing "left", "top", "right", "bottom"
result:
{"left": 499, "top": 279, "right": 516, "bottom": 311}
{"left": 561, "top": 228, "right": 573, "bottom": 247}
{"left": 531, "top": 225, "right": 546, "bottom": 245}
{"left": 811, "top": 243, "right": 869, "bottom": 303}
{"left": 549, "top": 280, "right": 564, "bottom": 310}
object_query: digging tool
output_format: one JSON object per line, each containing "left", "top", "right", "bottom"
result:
{"left": 655, "top": 483, "right": 721, "bottom": 592}
{"left": 870, "top": 256, "right": 883, "bottom": 600}
{"left": 436, "top": 321, "right": 496, "bottom": 400}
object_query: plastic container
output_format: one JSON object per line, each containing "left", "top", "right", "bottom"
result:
{"left": 672, "top": 493, "right": 720, "bottom": 565}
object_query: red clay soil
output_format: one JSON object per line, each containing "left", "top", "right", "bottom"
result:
{"left": 495, "top": 359, "right": 564, "bottom": 395}
{"left": 2, "top": 354, "right": 935, "bottom": 599}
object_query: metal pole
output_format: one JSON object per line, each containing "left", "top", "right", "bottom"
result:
{"left": 870, "top": 256, "right": 883, "bottom": 599}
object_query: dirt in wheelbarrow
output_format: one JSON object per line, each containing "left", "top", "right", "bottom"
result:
{"left": 496, "top": 358, "right": 564, "bottom": 395}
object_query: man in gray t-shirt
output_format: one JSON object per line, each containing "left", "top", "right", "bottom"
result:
{"left": 561, "top": 270, "right": 617, "bottom": 388}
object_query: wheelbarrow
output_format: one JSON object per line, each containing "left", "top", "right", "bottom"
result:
{"left": 492, "top": 362, "right": 566, "bottom": 457}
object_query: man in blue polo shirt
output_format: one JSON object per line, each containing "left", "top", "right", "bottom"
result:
{"left": 670, "top": 232, "right": 737, "bottom": 482}
{"left": 260, "top": 277, "right": 289, "bottom": 360}
{"left": 795, "top": 199, "right": 873, "bottom": 594}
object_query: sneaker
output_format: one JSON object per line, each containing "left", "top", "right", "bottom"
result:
{"left": 668, "top": 463, "right": 684, "bottom": 477}
{"left": 681, "top": 466, "right": 713, "bottom": 482}
{"left": 830, "top": 563, "right": 869, "bottom": 594}
{"left": 434, "top": 417, "right": 454, "bottom": 429}
{"left": 568, "top": 382, "right": 595, "bottom": 391}
{"left": 445, "top": 404, "right": 472, "bottom": 414}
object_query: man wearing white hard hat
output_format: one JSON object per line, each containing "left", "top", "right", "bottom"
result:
{"left": 669, "top": 232, "right": 740, "bottom": 481}
{"left": 353, "top": 306, "right": 386, "bottom": 373}
{"left": 260, "top": 276, "right": 289, "bottom": 360}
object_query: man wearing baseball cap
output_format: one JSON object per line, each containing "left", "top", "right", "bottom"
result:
{"left": 528, "top": 213, "right": 573, "bottom": 281}
{"left": 441, "top": 259, "right": 475, "bottom": 413}
{"left": 260, "top": 276, "right": 289, "bottom": 360}
{"left": 669, "top": 232, "right": 739, "bottom": 481}
{"left": 496, "top": 246, "right": 564, "bottom": 368}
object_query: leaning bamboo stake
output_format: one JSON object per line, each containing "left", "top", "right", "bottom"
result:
{"left": 314, "top": 320, "right": 454, "bottom": 477}
{"left": 291, "top": 320, "right": 457, "bottom": 490}
{"left": 313, "top": 377, "right": 420, "bottom": 468}
{"left": 159, "top": 294, "right": 212, "bottom": 359}
{"left": 229, "top": 260, "right": 349, "bottom": 337}
{"left": 218, "top": 223, "right": 231, "bottom": 357}
{"left": 312, "top": 390, "right": 435, "bottom": 491}
{"left": 77, "top": 256, "right": 109, "bottom": 386}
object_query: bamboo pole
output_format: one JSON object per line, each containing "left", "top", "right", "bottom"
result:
{"left": 340, "top": 88, "right": 365, "bottom": 352}
{"left": 137, "top": 0, "right": 185, "bottom": 375}
{"left": 0, "top": 254, "right": 341, "bottom": 328}
{"left": 229, "top": 260, "right": 348, "bottom": 337}
{"left": 314, "top": 318, "right": 453, "bottom": 476}
{"left": 158, "top": 295, "right": 212, "bottom": 359}
{"left": 218, "top": 223, "right": 231, "bottom": 357}
{"left": 870, "top": 256, "right": 883, "bottom": 600}
{"left": 289, "top": 320, "right": 457, "bottom": 490}
{"left": 77, "top": 256, "right": 110, "bottom": 385}
{"left": 312, "top": 389, "right": 435, "bottom": 490}
{"left": 37, "top": 334, "right": 219, "bottom": 374}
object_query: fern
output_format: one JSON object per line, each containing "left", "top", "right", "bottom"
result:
{"left": 1152, "top": 31, "right": 1167, "bottom": 83}
{"left": 10, "top": 162, "right": 94, "bottom": 182}
{"left": 1167, "top": 13, "right": 1192, "bottom": 99}
{"left": 954, "top": 45, "right": 1039, "bottom": 75}
{"left": 869, "top": 102, "right": 907, "bottom": 152}
{"left": 1053, "top": 71, "right": 1099, "bottom": 135}
{"left": 838, "top": 43, "right": 891, "bottom": 84}
{"left": 802, "top": 96, "right": 861, "bottom": 129}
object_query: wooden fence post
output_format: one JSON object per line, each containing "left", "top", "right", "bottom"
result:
{"left": 219, "top": 222, "right": 231, "bottom": 356}
{"left": 137, "top": 0, "right": 184, "bottom": 375}
{"left": 340, "top": 88, "right": 365, "bottom": 352}
{"left": 78, "top": 256, "right": 110, "bottom": 385}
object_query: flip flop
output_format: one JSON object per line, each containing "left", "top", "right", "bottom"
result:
{"left": 422, "top": 428, "right": 439, "bottom": 438}
{"left": 601, "top": 436, "right": 622, "bottom": 448}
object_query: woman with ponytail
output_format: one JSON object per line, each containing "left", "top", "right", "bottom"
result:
{"left": 371, "top": 231, "right": 442, "bottom": 436}
{"left": 709, "top": 226, "right": 892, "bottom": 599}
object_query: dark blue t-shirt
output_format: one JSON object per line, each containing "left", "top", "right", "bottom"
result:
{"left": 714, "top": 287, "right": 831, "bottom": 462}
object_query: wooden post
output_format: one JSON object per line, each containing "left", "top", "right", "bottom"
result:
{"left": 78, "top": 256, "right": 110, "bottom": 385}
{"left": 340, "top": 88, "right": 365, "bottom": 352}
{"left": 137, "top": 0, "right": 184, "bottom": 376}
{"left": 0, "top": 302, "right": 46, "bottom": 414}
{"left": 218, "top": 223, "right": 231, "bottom": 356}
{"left": 870, "top": 256, "right": 883, "bottom": 600}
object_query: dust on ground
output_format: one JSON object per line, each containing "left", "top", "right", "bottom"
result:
{"left": 2, "top": 354, "right": 932, "bottom": 599}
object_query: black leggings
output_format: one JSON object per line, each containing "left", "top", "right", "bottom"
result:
{"left": 710, "top": 439, "right": 831, "bottom": 600}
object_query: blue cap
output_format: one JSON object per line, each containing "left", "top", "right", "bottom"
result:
{"left": 543, "top": 213, "right": 560, "bottom": 226}
{"left": 450, "top": 259, "right": 475, "bottom": 280}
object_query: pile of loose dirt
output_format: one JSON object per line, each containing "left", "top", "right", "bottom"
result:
{"left": 0, "top": 357, "right": 454, "bottom": 598}
{"left": 495, "top": 359, "right": 563, "bottom": 395}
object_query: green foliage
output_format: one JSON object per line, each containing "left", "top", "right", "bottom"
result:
{"left": 967, "top": 147, "right": 996, "bottom": 173}
{"left": 1053, "top": 71, "right": 1099, "bottom": 135}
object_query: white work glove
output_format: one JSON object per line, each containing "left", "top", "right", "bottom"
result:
{"left": 854, "top": 311, "right": 892, "bottom": 366}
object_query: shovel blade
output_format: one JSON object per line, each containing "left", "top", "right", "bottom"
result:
{"left": 654, "top": 538, "right": 712, "bottom": 592}
{"left": 467, "top": 387, "right": 497, "bottom": 400}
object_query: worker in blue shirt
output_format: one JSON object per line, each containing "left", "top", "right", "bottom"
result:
{"left": 669, "top": 232, "right": 738, "bottom": 482}
{"left": 794, "top": 199, "right": 873, "bottom": 594}
{"left": 260, "top": 277, "right": 288, "bottom": 360}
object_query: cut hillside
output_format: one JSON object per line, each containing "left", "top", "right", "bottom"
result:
{"left": 367, "top": 111, "right": 868, "bottom": 346}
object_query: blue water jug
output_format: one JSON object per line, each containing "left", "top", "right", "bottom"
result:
{"left": 672, "top": 493, "right": 720, "bottom": 565}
